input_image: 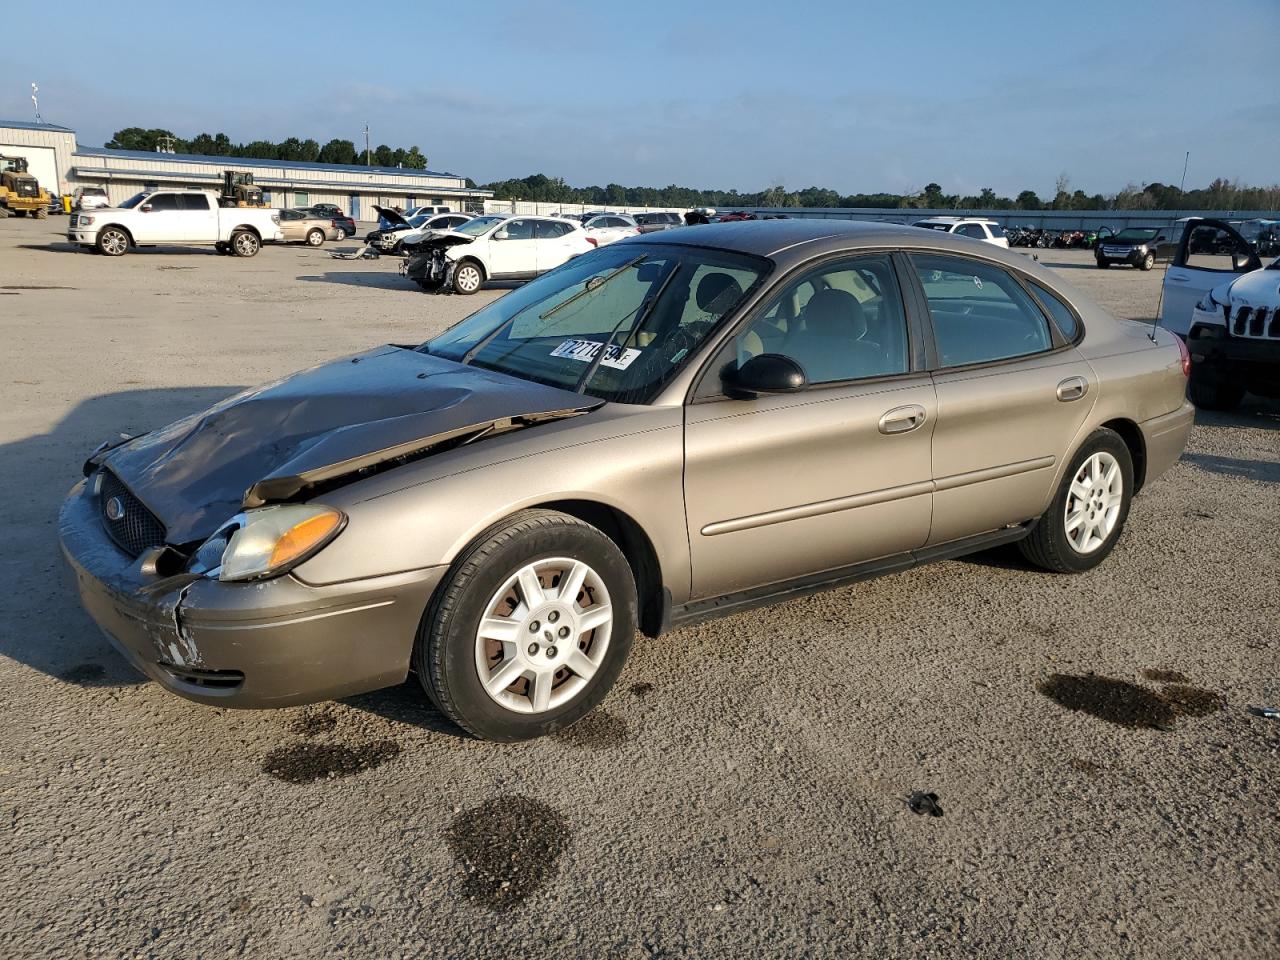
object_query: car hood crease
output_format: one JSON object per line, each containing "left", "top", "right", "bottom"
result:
{"left": 95, "top": 346, "right": 601, "bottom": 544}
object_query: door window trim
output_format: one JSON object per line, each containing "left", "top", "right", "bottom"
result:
{"left": 1174, "top": 218, "right": 1262, "bottom": 273}
{"left": 687, "top": 249, "right": 929, "bottom": 402}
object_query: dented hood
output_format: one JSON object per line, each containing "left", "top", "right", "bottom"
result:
{"left": 95, "top": 347, "right": 601, "bottom": 545}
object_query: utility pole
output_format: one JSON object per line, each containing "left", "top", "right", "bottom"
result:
{"left": 364, "top": 123, "right": 371, "bottom": 166}
{"left": 1179, "top": 151, "right": 1190, "bottom": 196}
{"left": 31, "top": 82, "right": 41, "bottom": 124}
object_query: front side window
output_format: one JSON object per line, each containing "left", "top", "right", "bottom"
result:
{"left": 714, "top": 254, "right": 910, "bottom": 387}
{"left": 504, "top": 219, "right": 535, "bottom": 240}
{"left": 426, "top": 243, "right": 768, "bottom": 404}
{"left": 1185, "top": 224, "right": 1250, "bottom": 272}
{"left": 910, "top": 254, "right": 1053, "bottom": 367}
{"left": 147, "top": 194, "right": 180, "bottom": 211}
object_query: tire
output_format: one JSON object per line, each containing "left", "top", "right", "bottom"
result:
{"left": 1018, "top": 428, "right": 1134, "bottom": 574}
{"left": 1095, "top": 260, "right": 1109, "bottom": 269}
{"left": 1139, "top": 252, "right": 1155, "bottom": 271}
{"left": 453, "top": 259, "right": 484, "bottom": 295}
{"left": 1187, "top": 370, "right": 1245, "bottom": 411}
{"left": 413, "top": 509, "right": 638, "bottom": 742}
{"left": 305, "top": 228, "right": 325, "bottom": 247}
{"left": 335, "top": 229, "right": 347, "bottom": 241}
{"left": 214, "top": 241, "right": 230, "bottom": 255}
{"left": 96, "top": 227, "right": 129, "bottom": 257}
{"left": 35, "top": 207, "right": 47, "bottom": 219}
{"left": 230, "top": 230, "right": 260, "bottom": 257}
{"left": 417, "top": 277, "right": 445, "bottom": 293}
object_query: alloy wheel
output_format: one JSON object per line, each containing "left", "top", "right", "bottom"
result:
{"left": 1064, "top": 452, "right": 1123, "bottom": 554}
{"left": 455, "top": 264, "right": 481, "bottom": 293}
{"left": 473, "top": 557, "right": 613, "bottom": 715}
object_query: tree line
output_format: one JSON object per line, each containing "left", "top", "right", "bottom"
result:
{"left": 103, "top": 128, "right": 428, "bottom": 169}
{"left": 479, "top": 172, "right": 1280, "bottom": 211}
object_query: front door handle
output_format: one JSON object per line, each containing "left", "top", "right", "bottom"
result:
{"left": 878, "top": 404, "right": 927, "bottom": 435}
{"left": 1056, "top": 376, "right": 1089, "bottom": 402}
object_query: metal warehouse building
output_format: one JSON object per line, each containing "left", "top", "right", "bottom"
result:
{"left": 0, "top": 120, "right": 491, "bottom": 219}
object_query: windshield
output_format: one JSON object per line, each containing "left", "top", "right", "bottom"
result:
{"left": 454, "top": 216, "right": 504, "bottom": 237}
{"left": 1114, "top": 228, "right": 1159, "bottom": 242}
{"left": 425, "top": 243, "right": 769, "bottom": 403}
{"left": 407, "top": 214, "right": 430, "bottom": 227}
{"left": 119, "top": 192, "right": 148, "bottom": 209}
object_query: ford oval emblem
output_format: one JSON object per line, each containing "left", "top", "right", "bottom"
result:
{"left": 104, "top": 496, "right": 125, "bottom": 521}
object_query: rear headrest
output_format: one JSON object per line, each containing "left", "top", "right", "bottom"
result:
{"left": 696, "top": 272, "right": 743, "bottom": 313}
{"left": 803, "top": 289, "right": 866, "bottom": 338}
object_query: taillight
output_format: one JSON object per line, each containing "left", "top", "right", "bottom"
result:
{"left": 585, "top": 237, "right": 598, "bottom": 247}
{"left": 1174, "top": 334, "right": 1191, "bottom": 377}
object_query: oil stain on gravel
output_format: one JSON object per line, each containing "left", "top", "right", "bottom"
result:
{"left": 1141, "top": 668, "right": 1190, "bottom": 684}
{"left": 1038, "top": 673, "right": 1224, "bottom": 730}
{"left": 551, "top": 711, "right": 629, "bottom": 749}
{"left": 58, "top": 662, "right": 105, "bottom": 684}
{"left": 629, "top": 682, "right": 655, "bottom": 699}
{"left": 445, "top": 795, "right": 570, "bottom": 910}
{"left": 262, "top": 740, "right": 400, "bottom": 784}
{"left": 286, "top": 708, "right": 339, "bottom": 738}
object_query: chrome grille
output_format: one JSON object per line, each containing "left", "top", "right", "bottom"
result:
{"left": 99, "top": 471, "right": 167, "bottom": 557}
{"left": 1100, "top": 245, "right": 1131, "bottom": 257}
{"left": 1230, "top": 304, "right": 1280, "bottom": 340}
{"left": 69, "top": 213, "right": 79, "bottom": 228}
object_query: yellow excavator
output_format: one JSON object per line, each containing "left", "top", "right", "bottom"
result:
{"left": 0, "top": 155, "right": 50, "bottom": 218}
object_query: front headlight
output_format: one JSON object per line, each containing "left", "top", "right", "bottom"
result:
{"left": 1195, "top": 291, "right": 1218, "bottom": 311}
{"left": 191, "top": 504, "right": 346, "bottom": 582}
{"left": 78, "top": 215, "right": 94, "bottom": 226}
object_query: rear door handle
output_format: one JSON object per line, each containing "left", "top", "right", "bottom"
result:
{"left": 878, "top": 404, "right": 927, "bottom": 435}
{"left": 1056, "top": 376, "right": 1089, "bottom": 402}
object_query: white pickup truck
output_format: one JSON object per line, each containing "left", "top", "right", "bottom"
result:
{"left": 66, "top": 189, "right": 282, "bottom": 257}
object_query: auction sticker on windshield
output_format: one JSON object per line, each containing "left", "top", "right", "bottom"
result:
{"left": 550, "top": 339, "right": 641, "bottom": 370}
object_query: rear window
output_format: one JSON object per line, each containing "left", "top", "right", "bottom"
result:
{"left": 912, "top": 221, "right": 952, "bottom": 231}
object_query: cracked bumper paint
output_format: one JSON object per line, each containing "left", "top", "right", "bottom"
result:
{"left": 58, "top": 479, "right": 446, "bottom": 708}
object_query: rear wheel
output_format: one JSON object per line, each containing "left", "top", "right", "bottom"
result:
{"left": 305, "top": 228, "right": 325, "bottom": 247}
{"left": 335, "top": 228, "right": 348, "bottom": 241}
{"left": 231, "top": 230, "right": 260, "bottom": 257}
{"left": 96, "top": 227, "right": 129, "bottom": 256}
{"left": 1018, "top": 428, "right": 1133, "bottom": 573}
{"left": 414, "top": 509, "right": 637, "bottom": 741}
{"left": 453, "top": 260, "right": 484, "bottom": 295}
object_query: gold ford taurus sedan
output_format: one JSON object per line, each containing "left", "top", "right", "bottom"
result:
{"left": 275, "top": 208, "right": 337, "bottom": 246}
{"left": 59, "top": 220, "right": 1194, "bottom": 740}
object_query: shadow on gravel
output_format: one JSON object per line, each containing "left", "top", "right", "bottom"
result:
{"left": 342, "top": 681, "right": 467, "bottom": 739}
{"left": 1194, "top": 397, "right": 1280, "bottom": 431}
{"left": 445, "top": 795, "right": 570, "bottom": 910}
{"left": 1181, "top": 452, "right": 1280, "bottom": 484}
{"left": 1038, "top": 672, "right": 1225, "bottom": 730}
{"left": 551, "top": 710, "right": 630, "bottom": 750}
{"left": 0, "top": 387, "right": 243, "bottom": 687}
{"left": 262, "top": 740, "right": 401, "bottom": 784}
{"left": 297, "top": 271, "right": 419, "bottom": 291}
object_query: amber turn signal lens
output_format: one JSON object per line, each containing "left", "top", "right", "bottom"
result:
{"left": 269, "top": 511, "right": 344, "bottom": 568}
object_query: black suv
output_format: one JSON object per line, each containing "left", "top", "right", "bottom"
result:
{"left": 1095, "top": 227, "right": 1167, "bottom": 270}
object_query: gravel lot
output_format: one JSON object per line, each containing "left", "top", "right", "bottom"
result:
{"left": 1, "top": 217, "right": 1277, "bottom": 960}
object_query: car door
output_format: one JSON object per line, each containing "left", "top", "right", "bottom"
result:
{"left": 1159, "top": 219, "right": 1262, "bottom": 336}
{"left": 905, "top": 252, "right": 1097, "bottom": 545}
{"left": 133, "top": 192, "right": 181, "bottom": 243}
{"left": 487, "top": 218, "right": 538, "bottom": 278}
{"left": 179, "top": 192, "right": 215, "bottom": 242}
{"left": 276, "top": 209, "right": 303, "bottom": 241}
{"left": 683, "top": 254, "right": 936, "bottom": 600}
{"left": 534, "top": 219, "right": 580, "bottom": 273}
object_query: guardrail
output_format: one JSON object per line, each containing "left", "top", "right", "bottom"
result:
{"left": 726, "top": 207, "right": 1280, "bottom": 232}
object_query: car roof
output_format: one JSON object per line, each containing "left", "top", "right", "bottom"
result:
{"left": 621, "top": 218, "right": 1049, "bottom": 272}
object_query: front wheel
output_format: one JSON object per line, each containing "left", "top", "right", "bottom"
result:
{"left": 1139, "top": 252, "right": 1155, "bottom": 271}
{"left": 452, "top": 260, "right": 484, "bottom": 295}
{"left": 414, "top": 509, "right": 637, "bottom": 741}
{"left": 1095, "top": 260, "right": 1109, "bottom": 269}
{"left": 96, "top": 227, "right": 129, "bottom": 256}
{"left": 230, "top": 230, "right": 260, "bottom": 257}
{"left": 1188, "top": 369, "right": 1245, "bottom": 411}
{"left": 1018, "top": 428, "right": 1133, "bottom": 573}
{"left": 416, "top": 277, "right": 445, "bottom": 292}
{"left": 306, "top": 228, "right": 325, "bottom": 247}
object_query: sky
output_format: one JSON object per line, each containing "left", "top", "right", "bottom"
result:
{"left": 1, "top": 0, "right": 1276, "bottom": 197}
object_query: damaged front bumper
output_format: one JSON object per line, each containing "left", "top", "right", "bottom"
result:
{"left": 58, "top": 479, "right": 446, "bottom": 708}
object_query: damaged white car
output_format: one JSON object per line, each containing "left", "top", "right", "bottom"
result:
{"left": 1159, "top": 218, "right": 1276, "bottom": 410}
{"left": 402, "top": 214, "right": 594, "bottom": 294}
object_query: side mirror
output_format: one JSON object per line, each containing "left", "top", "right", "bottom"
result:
{"left": 722, "top": 353, "right": 807, "bottom": 399}
{"left": 1232, "top": 251, "right": 1256, "bottom": 272}
{"left": 140, "top": 204, "right": 152, "bottom": 213}
{"left": 493, "top": 229, "right": 509, "bottom": 240}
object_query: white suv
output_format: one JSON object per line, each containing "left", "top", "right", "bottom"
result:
{"left": 403, "top": 214, "right": 595, "bottom": 294}
{"left": 583, "top": 214, "right": 640, "bottom": 247}
{"left": 911, "top": 217, "right": 1009, "bottom": 248}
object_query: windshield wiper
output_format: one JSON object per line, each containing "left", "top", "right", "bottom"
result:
{"left": 538, "top": 256, "right": 647, "bottom": 323}
{"left": 574, "top": 263, "right": 681, "bottom": 393}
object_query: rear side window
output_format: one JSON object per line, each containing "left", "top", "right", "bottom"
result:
{"left": 535, "top": 220, "right": 569, "bottom": 238}
{"left": 985, "top": 223, "right": 1004, "bottom": 238}
{"left": 1026, "top": 279, "right": 1079, "bottom": 341}
{"left": 957, "top": 223, "right": 986, "bottom": 238}
{"left": 910, "top": 254, "right": 1053, "bottom": 367}
{"left": 180, "top": 194, "right": 210, "bottom": 211}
